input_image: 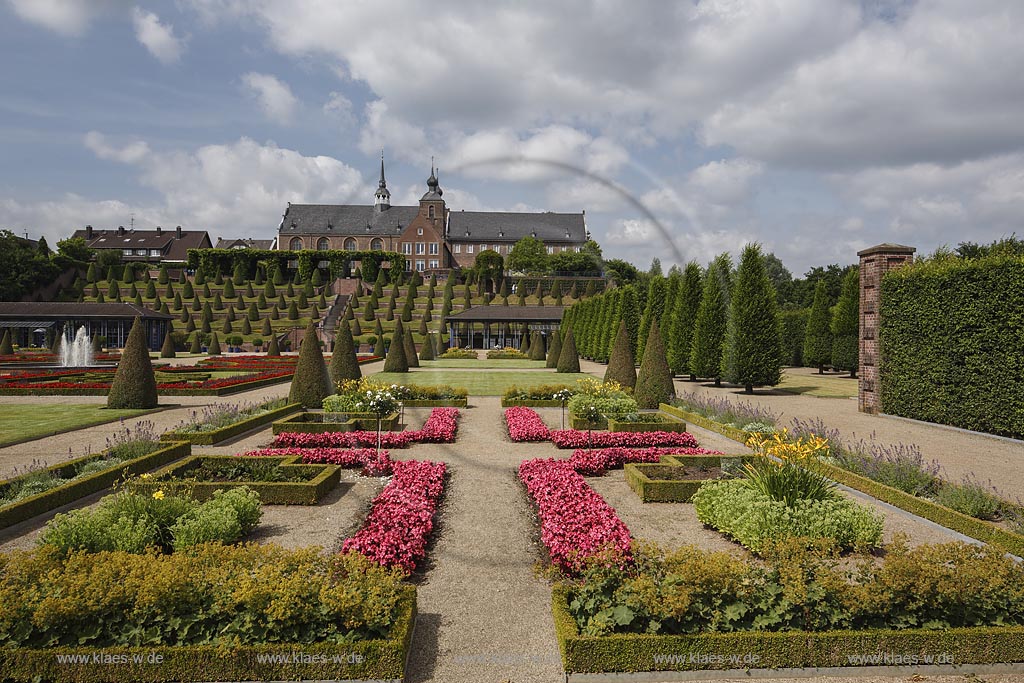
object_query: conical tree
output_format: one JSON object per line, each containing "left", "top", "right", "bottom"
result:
{"left": 185, "top": 316, "right": 196, "bottom": 332}
{"left": 383, "top": 319, "right": 409, "bottom": 372}
{"left": 830, "top": 268, "right": 859, "bottom": 377}
{"left": 261, "top": 317, "right": 273, "bottom": 335}
{"left": 241, "top": 318, "right": 252, "bottom": 335}
{"left": 419, "top": 334, "right": 435, "bottom": 360}
{"left": 803, "top": 280, "right": 833, "bottom": 373}
{"left": 208, "top": 332, "right": 222, "bottom": 355}
{"left": 373, "top": 335, "right": 385, "bottom": 358}
{"left": 545, "top": 329, "right": 562, "bottom": 368}
{"left": 289, "top": 322, "right": 333, "bottom": 407}
{"left": 107, "top": 317, "right": 158, "bottom": 408}
{"left": 668, "top": 262, "right": 703, "bottom": 379}
{"left": 404, "top": 329, "right": 420, "bottom": 368}
{"left": 620, "top": 285, "right": 641, "bottom": 361}
{"left": 638, "top": 275, "right": 666, "bottom": 360}
{"left": 722, "top": 244, "right": 783, "bottom": 394}
{"left": 556, "top": 329, "right": 580, "bottom": 373}
{"left": 328, "top": 321, "right": 361, "bottom": 385}
{"left": 635, "top": 320, "right": 674, "bottom": 408}
{"left": 690, "top": 255, "right": 731, "bottom": 386}
{"left": 223, "top": 279, "right": 235, "bottom": 298}
{"left": 351, "top": 317, "right": 363, "bottom": 336}
{"left": 0, "top": 329, "right": 13, "bottom": 355}
{"left": 189, "top": 331, "right": 201, "bottom": 354}
{"left": 529, "top": 331, "right": 546, "bottom": 360}
{"left": 521, "top": 330, "right": 531, "bottom": 356}
{"left": 160, "top": 326, "right": 176, "bottom": 358}
{"left": 222, "top": 317, "right": 233, "bottom": 334}
{"left": 605, "top": 320, "right": 638, "bottom": 389}
{"left": 86, "top": 263, "right": 98, "bottom": 283}
{"left": 266, "top": 335, "right": 280, "bottom": 356}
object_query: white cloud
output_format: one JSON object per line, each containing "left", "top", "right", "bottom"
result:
{"left": 685, "top": 158, "right": 764, "bottom": 206}
{"left": 323, "top": 91, "right": 355, "bottom": 129}
{"left": 358, "top": 100, "right": 428, "bottom": 161}
{"left": 131, "top": 7, "right": 185, "bottom": 64}
{"left": 241, "top": 72, "right": 298, "bottom": 125}
{"left": 83, "top": 131, "right": 151, "bottom": 164}
{"left": 6, "top": 0, "right": 116, "bottom": 35}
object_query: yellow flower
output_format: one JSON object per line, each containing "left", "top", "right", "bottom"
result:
{"left": 152, "top": 490, "right": 165, "bottom": 500}
{"left": 139, "top": 473, "right": 153, "bottom": 480}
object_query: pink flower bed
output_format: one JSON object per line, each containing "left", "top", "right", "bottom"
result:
{"left": 272, "top": 408, "right": 460, "bottom": 449}
{"left": 342, "top": 459, "right": 446, "bottom": 573}
{"left": 518, "top": 458, "right": 632, "bottom": 573}
{"left": 549, "top": 429, "right": 699, "bottom": 449}
{"left": 569, "top": 446, "right": 725, "bottom": 476}
{"left": 504, "top": 406, "right": 551, "bottom": 442}
{"left": 244, "top": 447, "right": 392, "bottom": 476}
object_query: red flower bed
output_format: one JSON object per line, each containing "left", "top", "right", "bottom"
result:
{"left": 1, "top": 368, "right": 291, "bottom": 391}
{"left": 569, "top": 447, "right": 725, "bottom": 475}
{"left": 342, "top": 459, "right": 446, "bottom": 573}
{"left": 244, "top": 447, "right": 393, "bottom": 476}
{"left": 549, "top": 429, "right": 699, "bottom": 449}
{"left": 504, "top": 407, "right": 551, "bottom": 442}
{"left": 518, "top": 458, "right": 632, "bottom": 573}
{"left": 272, "top": 408, "right": 460, "bottom": 449}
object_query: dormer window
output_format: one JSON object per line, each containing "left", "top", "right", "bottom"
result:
{"left": 417, "top": 227, "right": 423, "bottom": 235}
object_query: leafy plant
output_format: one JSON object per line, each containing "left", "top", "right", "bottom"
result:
{"left": 934, "top": 475, "right": 1002, "bottom": 520}
{"left": 743, "top": 429, "right": 835, "bottom": 506}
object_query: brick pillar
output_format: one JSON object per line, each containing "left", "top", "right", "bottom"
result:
{"left": 857, "top": 243, "right": 916, "bottom": 414}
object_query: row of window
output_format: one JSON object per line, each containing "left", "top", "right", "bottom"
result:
{"left": 290, "top": 237, "right": 387, "bottom": 251}
{"left": 123, "top": 248, "right": 162, "bottom": 257}
{"left": 404, "top": 259, "right": 441, "bottom": 272}
{"left": 452, "top": 244, "right": 581, "bottom": 255}
{"left": 400, "top": 243, "right": 441, "bottom": 255}
{"left": 288, "top": 238, "right": 582, "bottom": 257}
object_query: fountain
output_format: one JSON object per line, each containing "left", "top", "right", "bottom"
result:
{"left": 59, "top": 326, "right": 95, "bottom": 367}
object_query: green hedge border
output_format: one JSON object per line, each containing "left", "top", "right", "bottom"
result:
{"left": 160, "top": 403, "right": 302, "bottom": 445}
{"left": 401, "top": 398, "right": 468, "bottom": 408}
{"left": 0, "top": 585, "right": 416, "bottom": 683}
{"left": 658, "top": 403, "right": 1024, "bottom": 558}
{"left": 625, "top": 455, "right": 753, "bottom": 503}
{"left": 0, "top": 442, "right": 191, "bottom": 529}
{"left": 0, "top": 373, "right": 293, "bottom": 397}
{"left": 607, "top": 415, "right": 687, "bottom": 433}
{"left": 552, "top": 584, "right": 1024, "bottom": 674}
{"left": 272, "top": 411, "right": 401, "bottom": 435}
{"left": 501, "top": 398, "right": 565, "bottom": 407}
{"left": 136, "top": 455, "right": 341, "bottom": 505}
{"left": 660, "top": 403, "right": 750, "bottom": 442}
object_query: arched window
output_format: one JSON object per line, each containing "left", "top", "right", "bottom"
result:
{"left": 289, "top": 237, "right": 303, "bottom": 251}
{"left": 370, "top": 238, "right": 383, "bottom": 250}
{"left": 428, "top": 205, "right": 435, "bottom": 219}
{"left": 344, "top": 238, "right": 357, "bottom": 251}
{"left": 316, "top": 237, "right": 330, "bottom": 251}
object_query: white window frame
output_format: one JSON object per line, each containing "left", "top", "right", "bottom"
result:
{"left": 429, "top": 242, "right": 439, "bottom": 255}
{"left": 416, "top": 260, "right": 426, "bottom": 272}
{"left": 149, "top": 249, "right": 161, "bottom": 257}
{"left": 546, "top": 246, "right": 554, "bottom": 254}
{"left": 416, "top": 242, "right": 425, "bottom": 255}
{"left": 417, "top": 227, "right": 424, "bottom": 235}
{"left": 454, "top": 244, "right": 461, "bottom": 253}
{"left": 404, "top": 260, "right": 412, "bottom": 271}
{"left": 122, "top": 249, "right": 132, "bottom": 256}
{"left": 466, "top": 244, "right": 474, "bottom": 254}
{"left": 428, "top": 259, "right": 439, "bottom": 269}
{"left": 402, "top": 243, "right": 412, "bottom": 255}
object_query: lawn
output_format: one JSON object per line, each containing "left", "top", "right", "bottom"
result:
{"left": 774, "top": 369, "right": 858, "bottom": 399}
{"left": 0, "top": 404, "right": 157, "bottom": 447}
{"left": 372, "top": 368, "right": 594, "bottom": 395}
{"left": 421, "top": 359, "right": 548, "bottom": 369}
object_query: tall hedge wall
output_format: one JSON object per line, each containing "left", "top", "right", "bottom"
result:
{"left": 880, "top": 255, "right": 1024, "bottom": 438}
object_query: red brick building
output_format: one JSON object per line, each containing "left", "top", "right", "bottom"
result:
{"left": 277, "top": 158, "right": 588, "bottom": 275}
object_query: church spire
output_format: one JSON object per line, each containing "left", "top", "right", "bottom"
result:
{"left": 374, "top": 150, "right": 391, "bottom": 211}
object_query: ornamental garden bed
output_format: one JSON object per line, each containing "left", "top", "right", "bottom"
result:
{"left": 0, "top": 367, "right": 293, "bottom": 396}
{"left": 0, "top": 546, "right": 416, "bottom": 683}
{"left": 401, "top": 398, "right": 468, "bottom": 407}
{"left": 606, "top": 413, "right": 687, "bottom": 433}
{"left": 624, "top": 462, "right": 729, "bottom": 502}
{"left": 660, "top": 402, "right": 750, "bottom": 442}
{"left": 0, "top": 440, "right": 191, "bottom": 529}
{"left": 135, "top": 455, "right": 340, "bottom": 504}
{"left": 271, "top": 411, "right": 401, "bottom": 435}
{"left": 161, "top": 400, "right": 302, "bottom": 445}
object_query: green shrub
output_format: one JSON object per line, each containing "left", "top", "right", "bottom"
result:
{"left": 557, "top": 329, "right": 580, "bottom": 373}
{"left": 692, "top": 480, "right": 883, "bottom": 553}
{"left": 382, "top": 319, "right": 409, "bottom": 372}
{"left": 634, "top": 320, "right": 673, "bottom": 408}
{"left": 107, "top": 317, "right": 157, "bottom": 409}
{"left": 440, "top": 348, "right": 476, "bottom": 359}
{"left": 780, "top": 308, "right": 809, "bottom": 366}
{"left": 289, "top": 321, "right": 334, "bottom": 407}
{"left": 504, "top": 384, "right": 576, "bottom": 401}
{"left": 604, "top": 320, "right": 637, "bottom": 389}
{"left": 568, "top": 394, "right": 637, "bottom": 422}
{"left": 565, "top": 540, "right": 1024, "bottom": 637}
{"left": 722, "top": 244, "right": 782, "bottom": 393}
{"left": 0, "top": 330, "right": 14, "bottom": 356}
{"left": 803, "top": 280, "right": 833, "bottom": 371}
{"left": 329, "top": 321, "right": 361, "bottom": 385}
{"left": 545, "top": 330, "right": 562, "bottom": 368}
{"left": 934, "top": 476, "right": 1002, "bottom": 520}
{"left": 488, "top": 347, "right": 527, "bottom": 359}
{"left": 830, "top": 268, "right": 859, "bottom": 375}
{"left": 171, "top": 488, "right": 261, "bottom": 550}
{"left": 690, "top": 254, "right": 730, "bottom": 384}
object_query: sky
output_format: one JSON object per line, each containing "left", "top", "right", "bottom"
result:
{"left": 1, "top": 0, "right": 1022, "bottom": 275}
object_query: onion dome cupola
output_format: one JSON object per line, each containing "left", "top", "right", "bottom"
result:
{"left": 374, "top": 151, "right": 391, "bottom": 211}
{"left": 421, "top": 158, "right": 443, "bottom": 200}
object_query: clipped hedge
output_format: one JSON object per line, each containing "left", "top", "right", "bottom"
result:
{"left": 660, "top": 403, "right": 750, "bottom": 442}
{"left": 553, "top": 585, "right": 1024, "bottom": 674}
{"left": 0, "top": 373, "right": 293, "bottom": 397}
{"left": 272, "top": 411, "right": 401, "bottom": 435}
{"left": 161, "top": 403, "right": 302, "bottom": 445}
{"left": 818, "top": 461, "right": 1024, "bottom": 558}
{"left": 136, "top": 456, "right": 340, "bottom": 505}
{"left": 624, "top": 463, "right": 711, "bottom": 503}
{"left": 500, "top": 398, "right": 563, "bottom": 407}
{"left": 401, "top": 398, "right": 468, "bottom": 407}
{"left": 0, "top": 441, "right": 191, "bottom": 530}
{"left": 0, "top": 579, "right": 415, "bottom": 683}
{"left": 607, "top": 415, "right": 687, "bottom": 433}
{"left": 880, "top": 255, "right": 1024, "bottom": 438}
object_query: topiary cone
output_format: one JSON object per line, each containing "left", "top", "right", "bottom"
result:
{"left": 556, "top": 329, "right": 580, "bottom": 373}
{"left": 404, "top": 329, "right": 419, "bottom": 368}
{"left": 545, "top": 330, "right": 562, "bottom": 368}
{"left": 529, "top": 331, "right": 546, "bottom": 360}
{"left": 419, "top": 334, "right": 435, "bottom": 361}
{"left": 383, "top": 319, "right": 409, "bottom": 372}
{"left": 189, "top": 332, "right": 201, "bottom": 354}
{"left": 266, "top": 335, "right": 280, "bottom": 356}
{"left": 160, "top": 326, "right": 176, "bottom": 358}
{"left": 208, "top": 332, "right": 222, "bottom": 355}
{"left": 107, "top": 317, "right": 158, "bottom": 409}
{"left": 329, "top": 321, "right": 362, "bottom": 385}
{"left": 605, "top": 320, "right": 637, "bottom": 389}
{"left": 634, "top": 319, "right": 674, "bottom": 408}
{"left": 289, "top": 322, "right": 334, "bottom": 407}
{"left": 0, "top": 329, "right": 14, "bottom": 355}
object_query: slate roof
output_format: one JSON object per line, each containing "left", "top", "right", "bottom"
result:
{"left": 279, "top": 204, "right": 421, "bottom": 236}
{"left": 216, "top": 238, "right": 276, "bottom": 250}
{"left": 448, "top": 211, "right": 585, "bottom": 243}
{"left": 0, "top": 302, "right": 174, "bottom": 320}
{"left": 71, "top": 228, "right": 211, "bottom": 261}
{"left": 446, "top": 305, "right": 565, "bottom": 322}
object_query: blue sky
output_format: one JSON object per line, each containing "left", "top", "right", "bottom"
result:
{"left": 2, "top": 0, "right": 1022, "bottom": 275}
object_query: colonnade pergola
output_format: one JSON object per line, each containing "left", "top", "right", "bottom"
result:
{"left": 445, "top": 306, "right": 564, "bottom": 350}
